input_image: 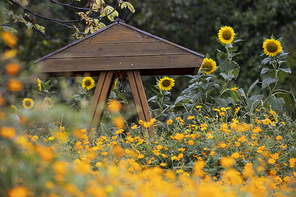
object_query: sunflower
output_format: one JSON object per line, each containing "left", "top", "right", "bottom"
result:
{"left": 82, "top": 77, "right": 95, "bottom": 90}
{"left": 263, "top": 38, "right": 282, "bottom": 57}
{"left": 22, "top": 98, "right": 34, "bottom": 109}
{"left": 218, "top": 26, "right": 235, "bottom": 44}
{"left": 199, "top": 58, "right": 217, "bottom": 74}
{"left": 159, "top": 77, "right": 175, "bottom": 91}
{"left": 37, "top": 78, "right": 42, "bottom": 91}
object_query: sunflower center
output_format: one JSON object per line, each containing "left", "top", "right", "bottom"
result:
{"left": 84, "top": 80, "right": 91, "bottom": 86}
{"left": 25, "top": 101, "right": 31, "bottom": 107}
{"left": 203, "top": 62, "right": 212, "bottom": 70}
{"left": 222, "top": 30, "right": 231, "bottom": 40}
{"left": 161, "top": 79, "right": 171, "bottom": 87}
{"left": 267, "top": 42, "right": 278, "bottom": 53}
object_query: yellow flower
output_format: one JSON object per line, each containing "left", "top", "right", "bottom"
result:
{"left": 107, "top": 99, "right": 122, "bottom": 113}
{"left": 48, "top": 136, "right": 55, "bottom": 140}
{"left": 263, "top": 38, "right": 282, "bottom": 57}
{"left": 231, "top": 152, "right": 240, "bottom": 159}
{"left": 31, "top": 135, "right": 39, "bottom": 142}
{"left": 218, "top": 26, "right": 235, "bottom": 44}
{"left": 22, "top": 98, "right": 34, "bottom": 109}
{"left": 7, "top": 79, "right": 23, "bottom": 92}
{"left": 4, "top": 49, "right": 17, "bottom": 59}
{"left": 220, "top": 157, "right": 236, "bottom": 168}
{"left": 6, "top": 63, "right": 20, "bottom": 76}
{"left": 230, "top": 87, "right": 238, "bottom": 90}
{"left": 2, "top": 31, "right": 18, "bottom": 48}
{"left": 199, "top": 58, "right": 217, "bottom": 74}
{"left": 158, "top": 76, "right": 175, "bottom": 91}
{"left": 262, "top": 118, "right": 271, "bottom": 125}
{"left": 276, "top": 135, "right": 282, "bottom": 140}
{"left": 243, "top": 163, "right": 254, "bottom": 178}
{"left": 0, "top": 126, "right": 16, "bottom": 139}
{"left": 268, "top": 158, "right": 276, "bottom": 165}
{"left": 37, "top": 78, "right": 42, "bottom": 91}
{"left": 114, "top": 129, "right": 124, "bottom": 134}
{"left": 131, "top": 124, "right": 137, "bottom": 129}
{"left": 8, "top": 186, "right": 28, "bottom": 197}
{"left": 82, "top": 77, "right": 95, "bottom": 90}
{"left": 167, "top": 119, "right": 173, "bottom": 125}
{"left": 160, "top": 163, "right": 166, "bottom": 167}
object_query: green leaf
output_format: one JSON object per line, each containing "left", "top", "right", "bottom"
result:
{"left": 261, "top": 57, "right": 271, "bottom": 65}
{"left": 238, "top": 88, "right": 247, "bottom": 100}
{"left": 261, "top": 67, "right": 269, "bottom": 74}
{"left": 247, "top": 79, "right": 259, "bottom": 95}
{"left": 219, "top": 58, "right": 234, "bottom": 73}
{"left": 278, "top": 70, "right": 287, "bottom": 82}
{"left": 220, "top": 73, "right": 234, "bottom": 81}
{"left": 226, "top": 97, "right": 235, "bottom": 106}
{"left": 229, "top": 90, "right": 239, "bottom": 102}
{"left": 279, "top": 60, "right": 291, "bottom": 68}
{"left": 231, "top": 67, "right": 240, "bottom": 80}
{"left": 268, "top": 96, "right": 285, "bottom": 112}
{"left": 277, "top": 91, "right": 296, "bottom": 112}
{"left": 127, "top": 2, "right": 135, "bottom": 13}
{"left": 247, "top": 94, "right": 264, "bottom": 109}
{"left": 216, "top": 98, "right": 228, "bottom": 107}
{"left": 216, "top": 50, "right": 224, "bottom": 60}
{"left": 262, "top": 77, "right": 278, "bottom": 89}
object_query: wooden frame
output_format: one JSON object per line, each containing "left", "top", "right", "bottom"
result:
{"left": 35, "top": 18, "right": 204, "bottom": 137}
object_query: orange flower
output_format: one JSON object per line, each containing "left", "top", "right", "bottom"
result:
{"left": 113, "top": 116, "right": 125, "bottom": 129}
{"left": 0, "top": 126, "right": 16, "bottom": 139}
{"left": 2, "top": 31, "right": 18, "bottom": 48}
{"left": 7, "top": 79, "right": 23, "bottom": 92}
{"left": 6, "top": 63, "right": 20, "bottom": 75}
{"left": 53, "top": 161, "right": 67, "bottom": 175}
{"left": 36, "top": 146, "right": 54, "bottom": 162}
{"left": 111, "top": 145, "right": 125, "bottom": 157}
{"left": 0, "top": 94, "right": 5, "bottom": 106}
{"left": 8, "top": 186, "right": 28, "bottom": 197}
{"left": 107, "top": 99, "right": 122, "bottom": 113}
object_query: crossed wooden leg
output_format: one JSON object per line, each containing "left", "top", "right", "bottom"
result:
{"left": 87, "top": 70, "right": 155, "bottom": 141}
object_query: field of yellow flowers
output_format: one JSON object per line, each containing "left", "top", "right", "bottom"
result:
{"left": 1, "top": 27, "right": 296, "bottom": 197}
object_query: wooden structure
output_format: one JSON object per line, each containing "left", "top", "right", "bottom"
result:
{"left": 35, "top": 19, "right": 204, "bottom": 136}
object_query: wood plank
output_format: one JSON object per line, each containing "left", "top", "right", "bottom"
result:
{"left": 50, "top": 41, "right": 189, "bottom": 59}
{"left": 91, "top": 71, "right": 115, "bottom": 128}
{"left": 88, "top": 71, "right": 107, "bottom": 125}
{"left": 133, "top": 70, "right": 155, "bottom": 136}
{"left": 82, "top": 25, "right": 158, "bottom": 44}
{"left": 39, "top": 54, "right": 203, "bottom": 74}
{"left": 127, "top": 71, "right": 146, "bottom": 123}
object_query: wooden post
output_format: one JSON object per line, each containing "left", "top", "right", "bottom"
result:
{"left": 127, "top": 70, "right": 155, "bottom": 136}
{"left": 87, "top": 71, "right": 115, "bottom": 140}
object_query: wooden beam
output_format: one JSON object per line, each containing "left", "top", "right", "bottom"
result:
{"left": 39, "top": 54, "right": 203, "bottom": 73}
{"left": 127, "top": 70, "right": 155, "bottom": 136}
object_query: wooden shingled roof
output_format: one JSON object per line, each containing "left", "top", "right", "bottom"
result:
{"left": 35, "top": 19, "right": 204, "bottom": 76}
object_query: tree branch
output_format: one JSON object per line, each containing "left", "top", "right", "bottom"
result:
{"left": 7, "top": 0, "right": 119, "bottom": 29}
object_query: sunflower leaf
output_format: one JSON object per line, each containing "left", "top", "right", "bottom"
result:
{"left": 247, "top": 79, "right": 259, "bottom": 95}
{"left": 262, "top": 76, "right": 278, "bottom": 89}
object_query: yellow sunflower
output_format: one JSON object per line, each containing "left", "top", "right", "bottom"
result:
{"left": 263, "top": 38, "right": 282, "bottom": 57}
{"left": 158, "top": 77, "right": 175, "bottom": 91}
{"left": 218, "top": 26, "right": 235, "bottom": 44}
{"left": 82, "top": 77, "right": 95, "bottom": 90}
{"left": 37, "top": 78, "right": 42, "bottom": 91}
{"left": 22, "top": 98, "right": 34, "bottom": 109}
{"left": 199, "top": 58, "right": 217, "bottom": 74}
